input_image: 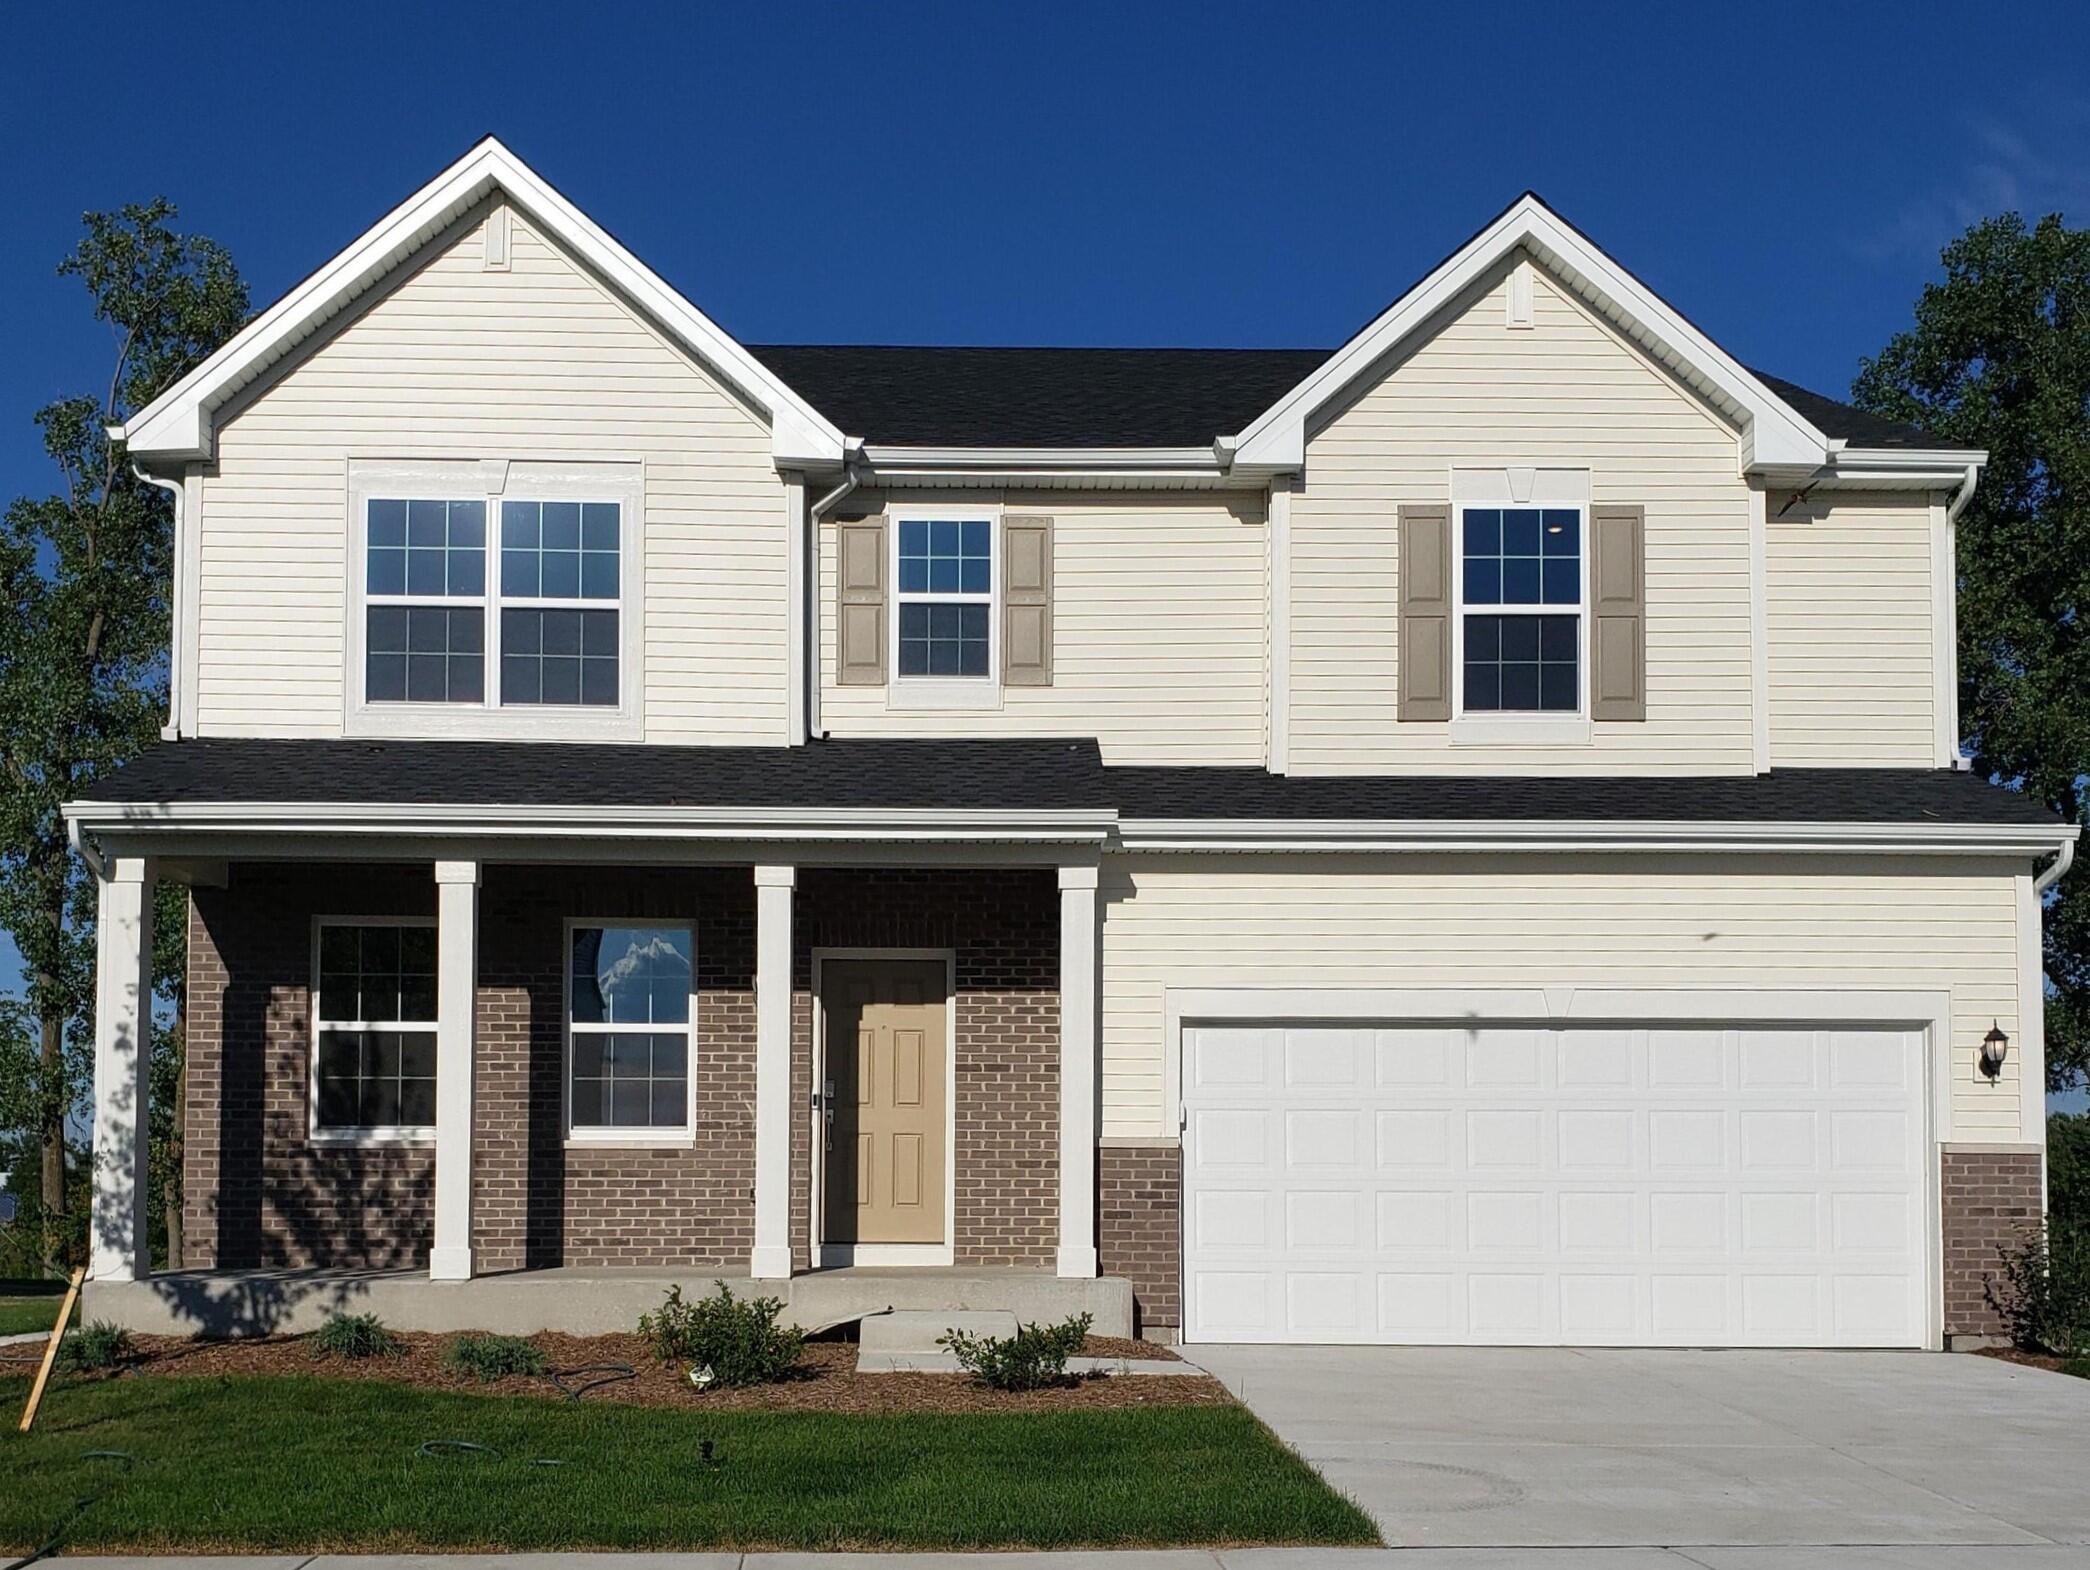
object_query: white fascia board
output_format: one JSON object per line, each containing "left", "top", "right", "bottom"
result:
{"left": 116, "top": 137, "right": 846, "bottom": 469}
{"left": 61, "top": 797, "right": 1115, "bottom": 845}
{"left": 1227, "top": 193, "right": 1832, "bottom": 475}
{"left": 860, "top": 446, "right": 1241, "bottom": 486}
{"left": 1804, "top": 447, "right": 1990, "bottom": 492}
{"left": 1118, "top": 816, "right": 2077, "bottom": 858}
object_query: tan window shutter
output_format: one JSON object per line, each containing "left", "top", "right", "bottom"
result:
{"left": 1002, "top": 515, "right": 1053, "bottom": 686}
{"left": 1397, "top": 503, "right": 1453, "bottom": 721}
{"left": 835, "top": 516, "right": 887, "bottom": 686}
{"left": 1590, "top": 503, "right": 1646, "bottom": 721}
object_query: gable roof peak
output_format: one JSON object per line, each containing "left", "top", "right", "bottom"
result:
{"left": 117, "top": 135, "right": 845, "bottom": 469}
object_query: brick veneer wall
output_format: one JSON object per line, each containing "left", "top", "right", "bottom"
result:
{"left": 185, "top": 868, "right": 437, "bottom": 1268}
{"left": 471, "top": 866, "right": 757, "bottom": 1272}
{"left": 184, "top": 862, "right": 1059, "bottom": 1272}
{"left": 1941, "top": 1145, "right": 2045, "bottom": 1343}
{"left": 793, "top": 869, "right": 1059, "bottom": 1268}
{"left": 1099, "top": 1143, "right": 1181, "bottom": 1334}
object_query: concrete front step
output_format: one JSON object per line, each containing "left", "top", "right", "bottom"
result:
{"left": 858, "top": 1309, "right": 1018, "bottom": 1354}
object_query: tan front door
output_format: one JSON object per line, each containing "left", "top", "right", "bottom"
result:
{"left": 822, "top": 959, "right": 948, "bottom": 1245}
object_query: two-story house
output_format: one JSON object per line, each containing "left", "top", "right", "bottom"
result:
{"left": 69, "top": 138, "right": 2072, "bottom": 1349}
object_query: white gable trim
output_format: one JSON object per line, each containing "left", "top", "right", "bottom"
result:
{"left": 1222, "top": 193, "right": 1832, "bottom": 476}
{"left": 116, "top": 137, "right": 846, "bottom": 469}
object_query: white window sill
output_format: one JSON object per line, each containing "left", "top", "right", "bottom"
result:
{"left": 564, "top": 1130, "right": 696, "bottom": 1150}
{"left": 309, "top": 1127, "right": 436, "bottom": 1147}
{"left": 884, "top": 680, "right": 1004, "bottom": 714}
{"left": 1449, "top": 714, "right": 1594, "bottom": 748}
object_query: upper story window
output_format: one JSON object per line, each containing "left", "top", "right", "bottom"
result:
{"left": 348, "top": 461, "right": 642, "bottom": 740}
{"left": 1458, "top": 504, "right": 1585, "bottom": 714}
{"left": 312, "top": 919, "right": 437, "bottom": 1140}
{"left": 567, "top": 922, "right": 696, "bottom": 1141}
{"left": 895, "top": 515, "right": 994, "bottom": 679}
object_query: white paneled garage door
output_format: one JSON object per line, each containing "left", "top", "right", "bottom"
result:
{"left": 1181, "top": 1023, "right": 1928, "bottom": 1347}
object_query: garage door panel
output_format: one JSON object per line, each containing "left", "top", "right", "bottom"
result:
{"left": 1184, "top": 1022, "right": 1926, "bottom": 1347}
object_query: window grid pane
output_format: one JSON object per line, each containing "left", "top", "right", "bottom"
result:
{"left": 897, "top": 601, "right": 989, "bottom": 677}
{"left": 368, "top": 498, "right": 485, "bottom": 600}
{"left": 568, "top": 926, "right": 694, "bottom": 1131}
{"left": 315, "top": 921, "right": 437, "bottom": 1132}
{"left": 500, "top": 608, "right": 619, "bottom": 706}
{"left": 1464, "top": 612, "right": 1580, "bottom": 713}
{"left": 1461, "top": 506, "right": 1581, "bottom": 608}
{"left": 366, "top": 605, "right": 484, "bottom": 703}
{"left": 501, "top": 500, "right": 620, "bottom": 602}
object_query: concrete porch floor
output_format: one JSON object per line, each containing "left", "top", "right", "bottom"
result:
{"left": 82, "top": 1265, "right": 1134, "bottom": 1340}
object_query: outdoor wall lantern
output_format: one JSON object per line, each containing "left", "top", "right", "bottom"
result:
{"left": 1980, "top": 1020, "right": 2011, "bottom": 1079}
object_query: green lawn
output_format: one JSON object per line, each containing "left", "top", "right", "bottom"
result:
{"left": 0, "top": 1283, "right": 69, "bottom": 1339}
{"left": 0, "top": 1373, "right": 1376, "bottom": 1552}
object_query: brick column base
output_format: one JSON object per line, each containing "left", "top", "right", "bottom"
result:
{"left": 1099, "top": 1143, "right": 1181, "bottom": 1338}
{"left": 1941, "top": 1145, "right": 2044, "bottom": 1348}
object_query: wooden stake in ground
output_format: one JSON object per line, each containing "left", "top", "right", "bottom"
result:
{"left": 17, "top": 1266, "right": 85, "bottom": 1434}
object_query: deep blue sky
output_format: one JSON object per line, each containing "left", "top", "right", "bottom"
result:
{"left": 3, "top": 1, "right": 2086, "bottom": 1107}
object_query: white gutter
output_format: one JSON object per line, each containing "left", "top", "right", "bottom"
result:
{"left": 1947, "top": 461, "right": 1981, "bottom": 525}
{"left": 1118, "top": 817, "right": 2078, "bottom": 858}
{"left": 130, "top": 461, "right": 187, "bottom": 740}
{"left": 2036, "top": 836, "right": 2075, "bottom": 896}
{"left": 61, "top": 797, "right": 1118, "bottom": 846}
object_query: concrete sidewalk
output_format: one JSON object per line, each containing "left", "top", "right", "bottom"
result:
{"left": 37, "top": 1549, "right": 2090, "bottom": 1567}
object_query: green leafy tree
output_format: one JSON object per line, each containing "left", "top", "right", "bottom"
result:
{"left": 0, "top": 200, "right": 247, "bottom": 1267}
{"left": 1854, "top": 212, "right": 2090, "bottom": 1090}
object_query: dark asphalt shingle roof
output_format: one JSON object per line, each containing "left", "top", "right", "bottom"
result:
{"left": 77, "top": 737, "right": 1113, "bottom": 811}
{"left": 748, "top": 344, "right": 1333, "bottom": 448}
{"left": 1747, "top": 370, "right": 1948, "bottom": 451}
{"left": 1107, "top": 765, "right": 2060, "bottom": 827}
{"left": 747, "top": 343, "right": 1950, "bottom": 452}
{"left": 76, "top": 740, "right": 2059, "bottom": 831}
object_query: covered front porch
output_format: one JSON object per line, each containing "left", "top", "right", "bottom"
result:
{"left": 66, "top": 738, "right": 1125, "bottom": 1334}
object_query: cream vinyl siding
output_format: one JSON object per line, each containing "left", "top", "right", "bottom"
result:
{"left": 1098, "top": 853, "right": 2030, "bottom": 1142}
{"left": 1289, "top": 259, "right": 1753, "bottom": 773}
{"left": 194, "top": 205, "right": 789, "bottom": 743}
{"left": 1767, "top": 492, "right": 1938, "bottom": 766}
{"left": 817, "top": 491, "right": 1267, "bottom": 764}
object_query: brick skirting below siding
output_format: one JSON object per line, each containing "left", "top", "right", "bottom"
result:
{"left": 1941, "top": 1145, "right": 2045, "bottom": 1345}
{"left": 1098, "top": 1143, "right": 1181, "bottom": 1334}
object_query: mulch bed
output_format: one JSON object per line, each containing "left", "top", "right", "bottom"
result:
{"left": 1973, "top": 1345, "right": 2085, "bottom": 1376}
{"left": 82, "top": 1330, "right": 1219, "bottom": 1414}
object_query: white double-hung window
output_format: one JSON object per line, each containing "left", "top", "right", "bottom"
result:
{"left": 349, "top": 461, "right": 641, "bottom": 737}
{"left": 893, "top": 506, "right": 997, "bottom": 683}
{"left": 565, "top": 921, "right": 697, "bottom": 1141}
{"left": 1452, "top": 469, "right": 1590, "bottom": 723}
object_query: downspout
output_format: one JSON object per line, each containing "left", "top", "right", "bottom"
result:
{"left": 804, "top": 445, "right": 865, "bottom": 741}
{"left": 1945, "top": 462, "right": 1980, "bottom": 769}
{"left": 134, "top": 462, "right": 186, "bottom": 740}
{"left": 68, "top": 814, "right": 107, "bottom": 882}
{"left": 1946, "top": 461, "right": 1980, "bottom": 525}
{"left": 2035, "top": 837, "right": 2075, "bottom": 897}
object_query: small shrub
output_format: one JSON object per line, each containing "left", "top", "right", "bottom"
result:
{"left": 442, "top": 1332, "right": 546, "bottom": 1381}
{"left": 1988, "top": 1224, "right": 2090, "bottom": 1357}
{"left": 59, "top": 1320, "right": 134, "bottom": 1372}
{"left": 941, "top": 1312, "right": 1092, "bottom": 1391}
{"left": 311, "top": 1310, "right": 400, "bottom": 1360}
{"left": 638, "top": 1281, "right": 802, "bottom": 1387}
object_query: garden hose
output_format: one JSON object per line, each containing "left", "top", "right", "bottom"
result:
{"left": 1, "top": 1449, "right": 136, "bottom": 1570}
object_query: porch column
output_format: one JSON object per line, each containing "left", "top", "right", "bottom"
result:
{"left": 1057, "top": 864, "right": 1100, "bottom": 1277}
{"left": 90, "top": 856, "right": 155, "bottom": 1282}
{"left": 751, "top": 864, "right": 796, "bottom": 1279}
{"left": 430, "top": 860, "right": 479, "bottom": 1281}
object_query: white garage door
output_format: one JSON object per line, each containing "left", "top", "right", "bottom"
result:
{"left": 1181, "top": 1023, "right": 1928, "bottom": 1347}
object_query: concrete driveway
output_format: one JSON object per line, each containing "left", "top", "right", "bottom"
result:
{"left": 1191, "top": 1344, "right": 2090, "bottom": 1558}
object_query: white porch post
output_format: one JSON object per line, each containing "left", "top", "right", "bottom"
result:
{"left": 90, "top": 856, "right": 155, "bottom": 1282}
{"left": 1057, "top": 864, "right": 1100, "bottom": 1277}
{"left": 430, "top": 860, "right": 479, "bottom": 1282}
{"left": 751, "top": 864, "right": 796, "bottom": 1279}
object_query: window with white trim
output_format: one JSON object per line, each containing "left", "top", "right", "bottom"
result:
{"left": 360, "top": 493, "right": 623, "bottom": 710}
{"left": 567, "top": 923, "right": 696, "bottom": 1136}
{"left": 312, "top": 920, "right": 437, "bottom": 1137}
{"left": 894, "top": 516, "right": 994, "bottom": 678}
{"left": 1458, "top": 505, "right": 1585, "bottom": 713}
